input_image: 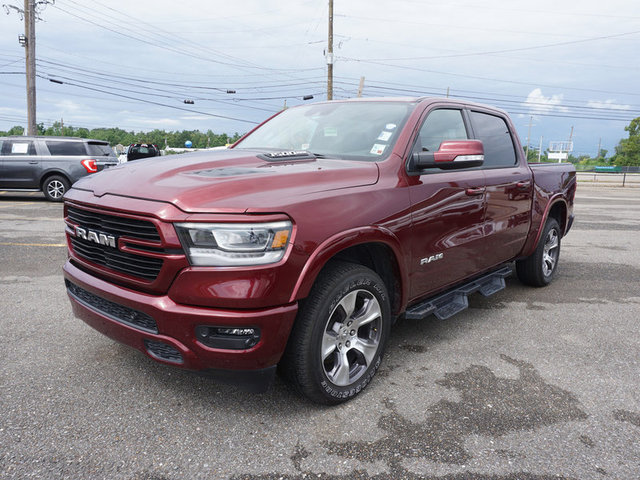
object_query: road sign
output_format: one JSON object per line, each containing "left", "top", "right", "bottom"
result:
{"left": 549, "top": 141, "right": 573, "bottom": 152}
{"left": 548, "top": 152, "right": 568, "bottom": 161}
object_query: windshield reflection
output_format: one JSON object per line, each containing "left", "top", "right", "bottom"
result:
{"left": 234, "top": 101, "right": 415, "bottom": 161}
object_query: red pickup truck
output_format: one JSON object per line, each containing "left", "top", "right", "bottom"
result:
{"left": 63, "top": 98, "right": 576, "bottom": 404}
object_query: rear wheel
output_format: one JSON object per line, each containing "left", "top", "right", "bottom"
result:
{"left": 516, "top": 217, "right": 561, "bottom": 287}
{"left": 281, "top": 261, "right": 391, "bottom": 404}
{"left": 42, "top": 175, "right": 70, "bottom": 202}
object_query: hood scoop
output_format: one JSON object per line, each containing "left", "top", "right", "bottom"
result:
{"left": 257, "top": 150, "right": 317, "bottom": 162}
{"left": 192, "top": 167, "right": 274, "bottom": 178}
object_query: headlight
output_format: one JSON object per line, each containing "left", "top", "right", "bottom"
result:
{"left": 175, "top": 221, "right": 292, "bottom": 266}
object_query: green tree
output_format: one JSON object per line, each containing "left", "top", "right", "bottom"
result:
{"left": 614, "top": 117, "right": 640, "bottom": 166}
{"left": 7, "top": 125, "right": 25, "bottom": 136}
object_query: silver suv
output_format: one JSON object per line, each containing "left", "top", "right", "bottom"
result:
{"left": 0, "top": 136, "right": 118, "bottom": 201}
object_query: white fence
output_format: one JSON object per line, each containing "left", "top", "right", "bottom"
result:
{"left": 576, "top": 172, "right": 640, "bottom": 187}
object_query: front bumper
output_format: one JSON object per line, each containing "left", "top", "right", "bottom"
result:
{"left": 63, "top": 260, "right": 298, "bottom": 388}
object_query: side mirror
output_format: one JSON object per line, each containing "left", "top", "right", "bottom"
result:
{"left": 412, "top": 139, "right": 484, "bottom": 170}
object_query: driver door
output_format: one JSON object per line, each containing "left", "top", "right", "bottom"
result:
{"left": 406, "top": 107, "right": 487, "bottom": 300}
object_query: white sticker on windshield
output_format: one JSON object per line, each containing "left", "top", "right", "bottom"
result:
{"left": 370, "top": 144, "right": 387, "bottom": 155}
{"left": 377, "top": 131, "right": 392, "bottom": 142}
{"left": 301, "top": 143, "right": 310, "bottom": 150}
{"left": 385, "top": 123, "right": 397, "bottom": 130}
{"left": 324, "top": 127, "right": 338, "bottom": 137}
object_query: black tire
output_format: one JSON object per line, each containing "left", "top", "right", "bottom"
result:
{"left": 280, "top": 261, "right": 391, "bottom": 404}
{"left": 42, "top": 175, "right": 70, "bottom": 202}
{"left": 516, "top": 218, "right": 561, "bottom": 287}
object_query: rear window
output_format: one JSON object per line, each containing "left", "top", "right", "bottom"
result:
{"left": 128, "top": 145, "right": 159, "bottom": 160}
{"left": 45, "top": 141, "right": 87, "bottom": 156}
{"left": 87, "top": 142, "right": 115, "bottom": 157}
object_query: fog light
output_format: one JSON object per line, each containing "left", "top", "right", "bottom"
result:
{"left": 195, "top": 325, "right": 261, "bottom": 350}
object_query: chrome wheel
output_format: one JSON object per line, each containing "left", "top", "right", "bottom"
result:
{"left": 321, "top": 289, "right": 383, "bottom": 387}
{"left": 542, "top": 228, "right": 559, "bottom": 277}
{"left": 46, "top": 180, "right": 65, "bottom": 199}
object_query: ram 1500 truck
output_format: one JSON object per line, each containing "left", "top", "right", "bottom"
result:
{"left": 63, "top": 98, "right": 576, "bottom": 404}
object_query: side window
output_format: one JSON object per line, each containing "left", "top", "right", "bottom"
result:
{"left": 45, "top": 141, "right": 88, "bottom": 156}
{"left": 414, "top": 109, "right": 468, "bottom": 153}
{"left": 2, "top": 140, "right": 36, "bottom": 155}
{"left": 470, "top": 111, "right": 517, "bottom": 167}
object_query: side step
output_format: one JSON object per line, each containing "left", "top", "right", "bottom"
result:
{"left": 405, "top": 266, "right": 512, "bottom": 321}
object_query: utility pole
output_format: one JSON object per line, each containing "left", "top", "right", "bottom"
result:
{"left": 4, "top": 0, "right": 50, "bottom": 135}
{"left": 597, "top": 137, "right": 601, "bottom": 158}
{"left": 25, "top": 0, "right": 36, "bottom": 135}
{"left": 525, "top": 115, "right": 533, "bottom": 159}
{"left": 566, "top": 126, "right": 574, "bottom": 163}
{"left": 538, "top": 136, "right": 543, "bottom": 162}
{"left": 357, "top": 76, "right": 365, "bottom": 98}
{"left": 327, "top": 0, "right": 333, "bottom": 100}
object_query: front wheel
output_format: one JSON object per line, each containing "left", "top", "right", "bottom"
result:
{"left": 516, "top": 217, "right": 561, "bottom": 287}
{"left": 281, "top": 261, "right": 391, "bottom": 404}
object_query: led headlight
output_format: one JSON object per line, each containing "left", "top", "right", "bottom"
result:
{"left": 175, "top": 221, "right": 292, "bottom": 266}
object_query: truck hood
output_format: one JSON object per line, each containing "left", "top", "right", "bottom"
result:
{"left": 71, "top": 149, "right": 380, "bottom": 213}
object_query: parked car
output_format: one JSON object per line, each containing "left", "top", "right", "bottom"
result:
{"left": 126, "top": 143, "right": 161, "bottom": 162}
{"left": 0, "top": 136, "right": 118, "bottom": 201}
{"left": 63, "top": 98, "right": 576, "bottom": 403}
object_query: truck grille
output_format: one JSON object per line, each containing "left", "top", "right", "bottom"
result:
{"left": 66, "top": 280, "right": 158, "bottom": 333}
{"left": 67, "top": 206, "right": 163, "bottom": 282}
{"left": 67, "top": 206, "right": 160, "bottom": 241}
{"left": 70, "top": 238, "right": 163, "bottom": 281}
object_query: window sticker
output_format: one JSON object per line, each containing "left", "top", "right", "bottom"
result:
{"left": 385, "top": 123, "right": 397, "bottom": 130}
{"left": 370, "top": 144, "right": 387, "bottom": 155}
{"left": 377, "top": 131, "right": 393, "bottom": 142}
{"left": 301, "top": 143, "right": 310, "bottom": 150}
{"left": 11, "top": 143, "right": 29, "bottom": 154}
{"left": 324, "top": 127, "right": 338, "bottom": 137}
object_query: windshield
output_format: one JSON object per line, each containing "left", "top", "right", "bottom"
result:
{"left": 234, "top": 101, "right": 415, "bottom": 161}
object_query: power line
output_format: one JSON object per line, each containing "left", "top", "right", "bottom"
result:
{"left": 36, "top": 74, "right": 259, "bottom": 124}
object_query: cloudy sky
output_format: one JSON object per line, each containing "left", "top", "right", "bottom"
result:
{"left": 1, "top": 0, "right": 638, "bottom": 156}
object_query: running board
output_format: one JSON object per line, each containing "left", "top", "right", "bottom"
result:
{"left": 405, "top": 266, "right": 512, "bottom": 321}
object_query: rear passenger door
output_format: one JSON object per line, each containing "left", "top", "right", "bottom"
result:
{"left": 0, "top": 139, "right": 41, "bottom": 188}
{"left": 468, "top": 110, "right": 532, "bottom": 266}
{"left": 43, "top": 139, "right": 93, "bottom": 184}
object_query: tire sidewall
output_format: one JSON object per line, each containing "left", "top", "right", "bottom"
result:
{"left": 306, "top": 267, "right": 391, "bottom": 403}
{"left": 537, "top": 218, "right": 561, "bottom": 285}
{"left": 43, "top": 176, "right": 70, "bottom": 202}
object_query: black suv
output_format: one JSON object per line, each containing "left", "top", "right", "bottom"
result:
{"left": 126, "top": 143, "right": 161, "bottom": 161}
{"left": 0, "top": 136, "right": 118, "bottom": 201}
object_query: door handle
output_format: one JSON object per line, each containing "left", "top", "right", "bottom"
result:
{"left": 465, "top": 187, "right": 486, "bottom": 196}
{"left": 516, "top": 181, "right": 531, "bottom": 190}
{"left": 29, "top": 161, "right": 38, "bottom": 164}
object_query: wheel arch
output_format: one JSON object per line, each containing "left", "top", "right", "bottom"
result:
{"left": 521, "top": 195, "right": 569, "bottom": 258}
{"left": 39, "top": 170, "right": 72, "bottom": 190}
{"left": 289, "top": 227, "right": 408, "bottom": 316}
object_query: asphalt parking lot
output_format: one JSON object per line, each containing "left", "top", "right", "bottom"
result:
{"left": 1, "top": 185, "right": 639, "bottom": 480}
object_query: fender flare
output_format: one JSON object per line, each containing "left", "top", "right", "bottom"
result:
{"left": 521, "top": 194, "right": 568, "bottom": 257}
{"left": 289, "top": 226, "right": 409, "bottom": 309}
